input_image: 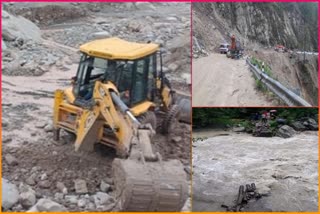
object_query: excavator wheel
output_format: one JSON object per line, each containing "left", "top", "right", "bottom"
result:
{"left": 137, "top": 111, "right": 157, "bottom": 130}
{"left": 161, "top": 104, "right": 180, "bottom": 134}
{"left": 112, "top": 157, "right": 188, "bottom": 211}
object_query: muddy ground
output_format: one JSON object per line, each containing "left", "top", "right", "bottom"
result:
{"left": 2, "top": 3, "right": 191, "bottom": 211}
{"left": 192, "top": 130, "right": 318, "bottom": 211}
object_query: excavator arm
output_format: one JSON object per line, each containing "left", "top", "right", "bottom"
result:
{"left": 54, "top": 81, "right": 188, "bottom": 211}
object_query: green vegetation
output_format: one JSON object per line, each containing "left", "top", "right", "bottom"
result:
{"left": 193, "top": 108, "right": 318, "bottom": 128}
{"left": 250, "top": 57, "right": 272, "bottom": 77}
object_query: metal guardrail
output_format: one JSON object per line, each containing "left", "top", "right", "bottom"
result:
{"left": 246, "top": 58, "right": 312, "bottom": 107}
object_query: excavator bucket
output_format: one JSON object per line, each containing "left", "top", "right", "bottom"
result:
{"left": 112, "top": 157, "right": 188, "bottom": 211}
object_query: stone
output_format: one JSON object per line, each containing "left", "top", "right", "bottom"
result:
{"left": 168, "top": 63, "right": 179, "bottom": 72}
{"left": 172, "top": 136, "right": 182, "bottom": 143}
{"left": 40, "top": 173, "right": 48, "bottom": 181}
{"left": 35, "top": 121, "right": 47, "bottom": 128}
{"left": 77, "top": 198, "right": 87, "bottom": 208}
{"left": 2, "top": 39, "right": 7, "bottom": 51}
{"left": 44, "top": 123, "right": 53, "bottom": 132}
{"left": 74, "top": 179, "right": 88, "bottom": 194}
{"left": 38, "top": 180, "right": 51, "bottom": 189}
{"left": 233, "top": 126, "right": 246, "bottom": 132}
{"left": 65, "top": 195, "right": 78, "bottom": 204}
{"left": 93, "top": 192, "right": 114, "bottom": 207}
{"left": 91, "top": 31, "right": 110, "bottom": 39}
{"left": 26, "top": 174, "right": 37, "bottom": 186}
{"left": 5, "top": 154, "right": 18, "bottom": 166}
{"left": 100, "top": 180, "right": 110, "bottom": 192}
{"left": 98, "top": 203, "right": 115, "bottom": 211}
{"left": 56, "top": 182, "right": 68, "bottom": 194}
{"left": 19, "top": 191, "right": 36, "bottom": 208}
{"left": 277, "top": 125, "right": 296, "bottom": 138}
{"left": 291, "top": 121, "right": 306, "bottom": 131}
{"left": 135, "top": 2, "right": 156, "bottom": 10}
{"left": 34, "top": 198, "right": 67, "bottom": 211}
{"left": 2, "top": 178, "right": 19, "bottom": 210}
{"left": 54, "top": 192, "right": 64, "bottom": 201}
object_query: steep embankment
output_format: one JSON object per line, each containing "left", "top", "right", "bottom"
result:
{"left": 193, "top": 2, "right": 318, "bottom": 52}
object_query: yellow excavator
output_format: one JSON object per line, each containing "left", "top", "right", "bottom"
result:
{"left": 53, "top": 37, "right": 188, "bottom": 211}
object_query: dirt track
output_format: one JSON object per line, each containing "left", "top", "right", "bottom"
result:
{"left": 192, "top": 53, "right": 273, "bottom": 106}
{"left": 192, "top": 130, "right": 318, "bottom": 212}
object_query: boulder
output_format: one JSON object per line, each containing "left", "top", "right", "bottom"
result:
{"left": 19, "top": 191, "right": 36, "bottom": 208}
{"left": 291, "top": 121, "right": 306, "bottom": 131}
{"left": 277, "top": 125, "right": 296, "bottom": 138}
{"left": 31, "top": 198, "right": 67, "bottom": 212}
{"left": 2, "top": 178, "right": 19, "bottom": 210}
{"left": 2, "top": 10, "right": 41, "bottom": 42}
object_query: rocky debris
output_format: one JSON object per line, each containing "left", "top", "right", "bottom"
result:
{"left": 2, "top": 178, "right": 20, "bottom": 210}
{"left": 93, "top": 192, "right": 115, "bottom": 209}
{"left": 5, "top": 154, "right": 19, "bottom": 166}
{"left": 100, "top": 180, "right": 110, "bottom": 193}
{"left": 277, "top": 125, "right": 296, "bottom": 138}
{"left": 56, "top": 181, "right": 68, "bottom": 194}
{"left": 74, "top": 179, "right": 88, "bottom": 194}
{"left": 29, "top": 198, "right": 67, "bottom": 212}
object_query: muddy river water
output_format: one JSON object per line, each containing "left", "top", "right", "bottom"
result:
{"left": 192, "top": 130, "right": 318, "bottom": 211}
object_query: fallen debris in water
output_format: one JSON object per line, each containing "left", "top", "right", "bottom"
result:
{"left": 221, "top": 183, "right": 262, "bottom": 212}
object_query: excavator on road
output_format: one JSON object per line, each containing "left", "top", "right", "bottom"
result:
{"left": 227, "top": 35, "right": 243, "bottom": 59}
{"left": 52, "top": 37, "right": 188, "bottom": 211}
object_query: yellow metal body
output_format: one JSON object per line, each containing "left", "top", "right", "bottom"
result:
{"left": 54, "top": 81, "right": 138, "bottom": 156}
{"left": 80, "top": 37, "right": 159, "bottom": 60}
{"left": 53, "top": 38, "right": 174, "bottom": 154}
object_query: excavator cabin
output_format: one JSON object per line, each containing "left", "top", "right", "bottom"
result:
{"left": 67, "top": 37, "right": 172, "bottom": 116}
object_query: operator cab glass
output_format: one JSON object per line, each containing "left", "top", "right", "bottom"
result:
{"left": 73, "top": 53, "right": 157, "bottom": 107}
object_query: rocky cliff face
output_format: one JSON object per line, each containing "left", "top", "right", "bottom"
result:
{"left": 193, "top": 2, "right": 318, "bottom": 51}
